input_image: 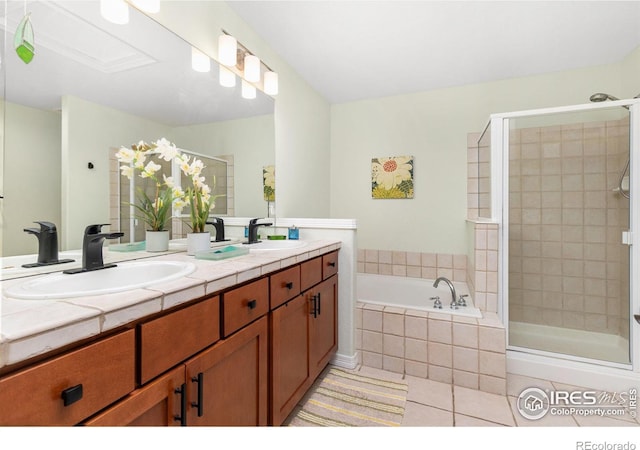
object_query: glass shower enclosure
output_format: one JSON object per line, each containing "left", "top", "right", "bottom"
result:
{"left": 488, "top": 99, "right": 640, "bottom": 370}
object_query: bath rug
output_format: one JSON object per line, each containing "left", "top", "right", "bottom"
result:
{"left": 287, "top": 367, "right": 408, "bottom": 427}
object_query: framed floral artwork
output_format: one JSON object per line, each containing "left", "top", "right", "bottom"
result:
{"left": 263, "top": 165, "right": 275, "bottom": 202}
{"left": 371, "top": 156, "right": 414, "bottom": 199}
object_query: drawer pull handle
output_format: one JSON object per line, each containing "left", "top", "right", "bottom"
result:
{"left": 327, "top": 261, "right": 336, "bottom": 267}
{"left": 174, "top": 384, "right": 186, "bottom": 426}
{"left": 285, "top": 282, "right": 294, "bottom": 290}
{"left": 310, "top": 295, "right": 318, "bottom": 318}
{"left": 191, "top": 373, "right": 204, "bottom": 417}
{"left": 247, "top": 299, "right": 257, "bottom": 310}
{"left": 61, "top": 384, "right": 83, "bottom": 407}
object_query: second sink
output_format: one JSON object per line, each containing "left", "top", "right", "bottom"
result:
{"left": 3, "top": 260, "right": 196, "bottom": 300}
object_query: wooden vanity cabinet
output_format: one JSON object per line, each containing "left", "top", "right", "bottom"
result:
{"left": 270, "top": 251, "right": 339, "bottom": 425}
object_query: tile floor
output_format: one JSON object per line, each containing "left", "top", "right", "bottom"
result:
{"left": 350, "top": 365, "right": 640, "bottom": 427}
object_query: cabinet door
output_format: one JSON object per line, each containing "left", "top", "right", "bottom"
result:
{"left": 270, "top": 295, "right": 310, "bottom": 425}
{"left": 185, "top": 316, "right": 268, "bottom": 426}
{"left": 84, "top": 366, "right": 186, "bottom": 426}
{"left": 309, "top": 275, "right": 338, "bottom": 381}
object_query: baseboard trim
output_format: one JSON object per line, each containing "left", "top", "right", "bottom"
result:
{"left": 331, "top": 351, "right": 358, "bottom": 370}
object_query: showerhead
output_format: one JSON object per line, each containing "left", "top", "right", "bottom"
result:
{"left": 589, "top": 92, "right": 620, "bottom": 102}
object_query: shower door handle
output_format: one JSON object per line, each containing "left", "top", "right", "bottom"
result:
{"left": 634, "top": 315, "right": 640, "bottom": 325}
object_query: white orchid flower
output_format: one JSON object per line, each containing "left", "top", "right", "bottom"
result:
{"left": 155, "top": 138, "right": 179, "bottom": 162}
{"left": 141, "top": 161, "right": 161, "bottom": 178}
{"left": 120, "top": 165, "right": 134, "bottom": 180}
{"left": 163, "top": 174, "right": 175, "bottom": 188}
{"left": 116, "top": 147, "right": 135, "bottom": 164}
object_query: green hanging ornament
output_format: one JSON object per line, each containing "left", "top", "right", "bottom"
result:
{"left": 14, "top": 12, "right": 35, "bottom": 64}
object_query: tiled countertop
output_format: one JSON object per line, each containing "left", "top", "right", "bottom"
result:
{"left": 0, "top": 239, "right": 341, "bottom": 370}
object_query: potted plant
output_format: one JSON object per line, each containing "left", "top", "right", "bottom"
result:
{"left": 115, "top": 138, "right": 182, "bottom": 252}
{"left": 175, "top": 153, "right": 223, "bottom": 255}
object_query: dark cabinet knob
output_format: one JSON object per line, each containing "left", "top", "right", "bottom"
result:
{"left": 327, "top": 262, "right": 336, "bottom": 267}
{"left": 285, "top": 282, "right": 294, "bottom": 290}
{"left": 247, "top": 299, "right": 257, "bottom": 309}
{"left": 61, "top": 384, "right": 83, "bottom": 407}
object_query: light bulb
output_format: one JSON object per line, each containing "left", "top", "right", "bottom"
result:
{"left": 242, "top": 80, "right": 256, "bottom": 99}
{"left": 100, "top": 0, "right": 129, "bottom": 24}
{"left": 218, "top": 34, "right": 237, "bottom": 66}
{"left": 191, "top": 47, "right": 210, "bottom": 73}
{"left": 219, "top": 65, "right": 236, "bottom": 88}
{"left": 244, "top": 54, "right": 260, "bottom": 82}
{"left": 264, "top": 71, "right": 278, "bottom": 96}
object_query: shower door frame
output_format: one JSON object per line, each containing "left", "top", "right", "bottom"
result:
{"left": 491, "top": 99, "right": 640, "bottom": 375}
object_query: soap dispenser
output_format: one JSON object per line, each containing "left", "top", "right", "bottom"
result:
{"left": 288, "top": 225, "right": 299, "bottom": 240}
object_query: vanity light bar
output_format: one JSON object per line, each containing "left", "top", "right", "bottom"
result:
{"left": 219, "top": 29, "right": 278, "bottom": 96}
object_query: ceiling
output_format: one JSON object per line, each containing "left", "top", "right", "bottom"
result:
{"left": 228, "top": 1, "right": 640, "bottom": 104}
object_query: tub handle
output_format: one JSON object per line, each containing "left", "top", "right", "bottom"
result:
{"left": 430, "top": 296, "right": 442, "bottom": 309}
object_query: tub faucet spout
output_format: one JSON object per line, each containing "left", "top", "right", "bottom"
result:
{"left": 433, "top": 277, "right": 458, "bottom": 309}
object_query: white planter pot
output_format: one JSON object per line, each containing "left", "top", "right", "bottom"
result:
{"left": 145, "top": 230, "right": 169, "bottom": 252}
{"left": 187, "top": 232, "right": 211, "bottom": 255}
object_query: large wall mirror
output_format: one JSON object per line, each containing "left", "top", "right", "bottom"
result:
{"left": 1, "top": 1, "right": 275, "bottom": 256}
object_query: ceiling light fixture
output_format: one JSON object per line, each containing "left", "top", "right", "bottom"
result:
{"left": 243, "top": 54, "right": 260, "bottom": 83}
{"left": 219, "top": 30, "right": 278, "bottom": 96}
{"left": 191, "top": 47, "right": 210, "bottom": 73}
{"left": 241, "top": 79, "right": 256, "bottom": 99}
{"left": 100, "top": 0, "right": 129, "bottom": 24}
{"left": 131, "top": 0, "right": 160, "bottom": 14}
{"left": 263, "top": 71, "right": 278, "bottom": 96}
{"left": 218, "top": 34, "right": 237, "bottom": 66}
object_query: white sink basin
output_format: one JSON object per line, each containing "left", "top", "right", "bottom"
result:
{"left": 3, "top": 260, "right": 196, "bottom": 300}
{"left": 248, "top": 240, "right": 308, "bottom": 251}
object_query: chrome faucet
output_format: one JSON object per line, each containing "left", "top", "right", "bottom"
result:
{"left": 64, "top": 224, "right": 123, "bottom": 274}
{"left": 22, "top": 221, "right": 75, "bottom": 267}
{"left": 433, "top": 277, "right": 458, "bottom": 309}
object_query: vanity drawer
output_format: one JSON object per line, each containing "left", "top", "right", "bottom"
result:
{"left": 270, "top": 265, "right": 301, "bottom": 309}
{"left": 322, "top": 251, "right": 339, "bottom": 279}
{"left": 139, "top": 296, "right": 220, "bottom": 385}
{"left": 0, "top": 329, "right": 135, "bottom": 426}
{"left": 222, "top": 277, "right": 269, "bottom": 337}
{"left": 300, "top": 257, "right": 322, "bottom": 291}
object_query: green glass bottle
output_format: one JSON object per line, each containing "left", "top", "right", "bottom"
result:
{"left": 14, "top": 13, "right": 35, "bottom": 64}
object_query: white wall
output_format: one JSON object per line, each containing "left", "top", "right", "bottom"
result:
{"left": 3, "top": 102, "right": 61, "bottom": 256}
{"left": 171, "top": 114, "right": 275, "bottom": 218}
{"left": 151, "top": 1, "right": 331, "bottom": 219}
{"left": 330, "top": 59, "right": 640, "bottom": 255}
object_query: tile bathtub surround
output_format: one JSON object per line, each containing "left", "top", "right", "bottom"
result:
{"left": 467, "top": 222, "right": 500, "bottom": 314}
{"left": 356, "top": 302, "right": 507, "bottom": 395}
{"left": 357, "top": 249, "right": 468, "bottom": 283}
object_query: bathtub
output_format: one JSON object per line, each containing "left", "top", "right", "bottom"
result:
{"left": 357, "top": 273, "right": 482, "bottom": 318}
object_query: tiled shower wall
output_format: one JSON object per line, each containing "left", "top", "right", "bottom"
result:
{"left": 507, "top": 119, "right": 630, "bottom": 338}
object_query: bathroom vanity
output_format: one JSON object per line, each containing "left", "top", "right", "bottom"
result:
{"left": 0, "top": 240, "right": 340, "bottom": 426}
